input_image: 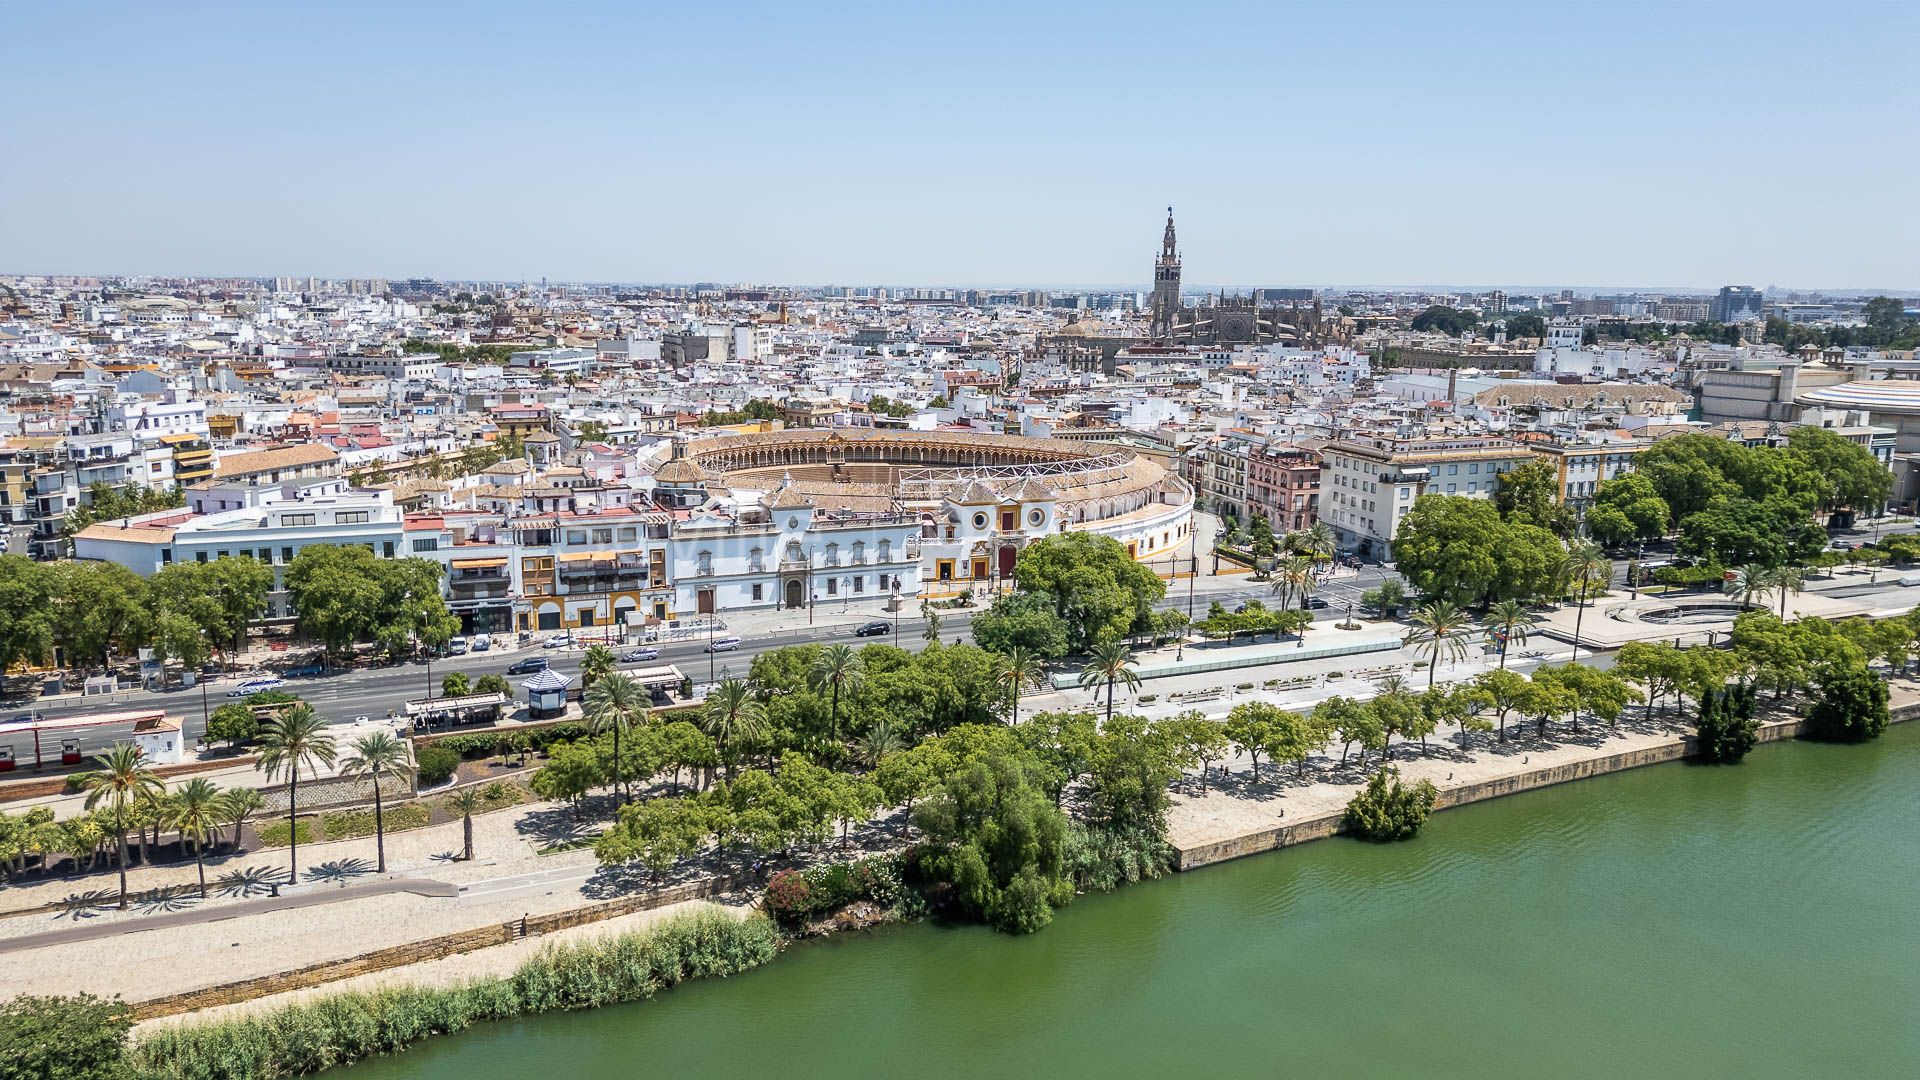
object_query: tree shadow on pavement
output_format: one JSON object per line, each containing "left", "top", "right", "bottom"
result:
{"left": 304, "top": 858, "right": 375, "bottom": 884}
{"left": 215, "top": 865, "right": 288, "bottom": 898}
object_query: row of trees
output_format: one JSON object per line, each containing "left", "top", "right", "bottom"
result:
{"left": 59, "top": 481, "right": 185, "bottom": 537}
{"left": 0, "top": 553, "right": 270, "bottom": 673}
{"left": 972, "top": 533, "right": 1171, "bottom": 658}
{"left": 283, "top": 545, "right": 459, "bottom": 663}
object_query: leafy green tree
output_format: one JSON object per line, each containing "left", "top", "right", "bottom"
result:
{"left": 1722, "top": 562, "right": 1770, "bottom": 611}
{"left": 1470, "top": 668, "right": 1531, "bottom": 742}
{"left": 1077, "top": 641, "right": 1140, "bottom": 723}
{"left": 257, "top": 705, "right": 338, "bottom": 883}
{"left": 595, "top": 795, "right": 713, "bottom": 875}
{"left": 205, "top": 702, "right": 260, "bottom": 748}
{"left": 0, "top": 555, "right": 56, "bottom": 671}
{"left": 970, "top": 592, "right": 1071, "bottom": 660}
{"left": 1786, "top": 425, "right": 1893, "bottom": 514}
{"left": 0, "top": 993, "right": 133, "bottom": 1080}
{"left": 1268, "top": 705, "right": 1332, "bottom": 777}
{"left": 1493, "top": 460, "right": 1574, "bottom": 537}
{"left": 1166, "top": 711, "right": 1230, "bottom": 789}
{"left": 1504, "top": 313, "right": 1547, "bottom": 338}
{"left": 1014, "top": 532, "right": 1166, "bottom": 651}
{"left": 1804, "top": 659, "right": 1889, "bottom": 742}
{"left": 1588, "top": 473, "right": 1670, "bottom": 546}
{"left": 1410, "top": 305, "right": 1478, "bottom": 336}
{"left": 339, "top": 731, "right": 412, "bottom": 874}
{"left": 1519, "top": 670, "right": 1577, "bottom": 739}
{"left": 78, "top": 742, "right": 164, "bottom": 909}
{"left": 1391, "top": 495, "right": 1503, "bottom": 605}
{"left": 1343, "top": 766, "right": 1438, "bottom": 841}
{"left": 911, "top": 748, "right": 1072, "bottom": 933}
{"left": 60, "top": 480, "right": 185, "bottom": 536}
{"left": 1542, "top": 663, "right": 1641, "bottom": 730}
{"left": 1224, "top": 701, "right": 1284, "bottom": 779}
{"left": 1324, "top": 694, "right": 1385, "bottom": 767}
{"left": 440, "top": 671, "right": 471, "bottom": 697}
{"left": 474, "top": 673, "right": 510, "bottom": 696}
{"left": 46, "top": 561, "right": 150, "bottom": 669}
{"left": 529, "top": 738, "right": 604, "bottom": 809}
{"left": 1694, "top": 682, "right": 1759, "bottom": 763}
{"left": 1360, "top": 580, "right": 1407, "bottom": 618}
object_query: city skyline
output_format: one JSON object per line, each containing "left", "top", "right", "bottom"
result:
{"left": 4, "top": 1, "right": 1916, "bottom": 288}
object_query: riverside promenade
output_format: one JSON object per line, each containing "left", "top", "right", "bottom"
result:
{"left": 1166, "top": 676, "right": 1920, "bottom": 870}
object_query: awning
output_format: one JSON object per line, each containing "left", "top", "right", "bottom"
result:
{"left": 450, "top": 557, "right": 509, "bottom": 569}
{"left": 559, "top": 551, "right": 615, "bottom": 563}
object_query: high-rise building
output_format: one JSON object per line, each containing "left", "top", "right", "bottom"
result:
{"left": 1711, "top": 285, "right": 1764, "bottom": 323}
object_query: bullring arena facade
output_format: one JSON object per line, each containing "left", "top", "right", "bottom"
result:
{"left": 656, "top": 429, "right": 1195, "bottom": 614}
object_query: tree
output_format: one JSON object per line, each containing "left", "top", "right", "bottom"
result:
{"left": 1767, "top": 563, "right": 1806, "bottom": 619}
{"left": 1804, "top": 660, "right": 1889, "bottom": 742}
{"left": 205, "top": 702, "right": 259, "bottom": 748}
{"left": 808, "top": 644, "right": 865, "bottom": 742}
{"left": 284, "top": 545, "right": 385, "bottom": 660}
{"left": 1410, "top": 305, "right": 1477, "bottom": 336}
{"left": 1423, "top": 684, "right": 1492, "bottom": 750}
{"left": 857, "top": 718, "right": 905, "bottom": 767}
{"left": 1077, "top": 641, "right": 1140, "bottom": 723}
{"left": 340, "top": 731, "right": 412, "bottom": 874}
{"left": 995, "top": 647, "right": 1040, "bottom": 727}
{"left": 1722, "top": 562, "right": 1770, "bottom": 610}
{"left": 440, "top": 672, "right": 471, "bottom": 697}
{"left": 1484, "top": 598, "right": 1538, "bottom": 668}
{"left": 970, "top": 592, "right": 1071, "bottom": 660}
{"left": 216, "top": 787, "right": 262, "bottom": 851}
{"left": 595, "top": 796, "right": 713, "bottom": 875}
{"left": 1014, "top": 532, "right": 1166, "bottom": 651}
{"left": 1405, "top": 600, "right": 1471, "bottom": 688}
{"left": 1224, "top": 702, "right": 1284, "bottom": 779}
{"left": 46, "top": 561, "right": 150, "bottom": 670}
{"left": 1494, "top": 460, "right": 1574, "bottom": 537}
{"left": 1269, "top": 707, "right": 1332, "bottom": 777}
{"left": 1168, "top": 712, "right": 1230, "bottom": 789}
{"left": 0, "top": 993, "right": 133, "bottom": 1080}
{"left": 446, "top": 786, "right": 483, "bottom": 860}
{"left": 165, "top": 777, "right": 223, "bottom": 898}
{"left": 700, "top": 678, "right": 766, "bottom": 780}
{"left": 1326, "top": 695, "right": 1385, "bottom": 767}
{"left": 1587, "top": 473, "right": 1671, "bottom": 548}
{"left": 1495, "top": 524, "right": 1567, "bottom": 605}
{"left": 257, "top": 705, "right": 338, "bottom": 883}
{"left": 1343, "top": 766, "right": 1438, "bottom": 841}
{"left": 1505, "top": 312, "right": 1547, "bottom": 339}
{"left": 0, "top": 555, "right": 56, "bottom": 672}
{"left": 911, "top": 749, "right": 1072, "bottom": 933}
{"left": 1391, "top": 496, "right": 1503, "bottom": 605}
{"left": 474, "top": 673, "right": 509, "bottom": 696}
{"left": 1361, "top": 580, "right": 1408, "bottom": 618}
{"left": 1694, "top": 682, "right": 1759, "bottom": 763}
{"left": 1785, "top": 425, "right": 1893, "bottom": 515}
{"left": 78, "top": 742, "right": 163, "bottom": 909}
{"left": 586, "top": 674, "right": 648, "bottom": 804}
{"left": 581, "top": 645, "right": 617, "bottom": 688}
{"left": 1544, "top": 664, "right": 1641, "bottom": 730}
{"left": 1561, "top": 540, "right": 1610, "bottom": 660}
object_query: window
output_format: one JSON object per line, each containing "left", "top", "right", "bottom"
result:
{"left": 877, "top": 539, "right": 891, "bottom": 562}
{"left": 413, "top": 539, "right": 438, "bottom": 552}
{"left": 826, "top": 577, "right": 838, "bottom": 595}
{"left": 785, "top": 541, "right": 804, "bottom": 565}
{"left": 382, "top": 541, "right": 395, "bottom": 558}
{"left": 592, "top": 528, "right": 613, "bottom": 544}
{"left": 749, "top": 547, "right": 764, "bottom": 573}
{"left": 336, "top": 510, "right": 369, "bottom": 524}
{"left": 618, "top": 527, "right": 637, "bottom": 542}
{"left": 566, "top": 530, "right": 588, "bottom": 545}
{"left": 824, "top": 543, "right": 839, "bottom": 566}
{"left": 1468, "top": 463, "right": 1479, "bottom": 475}
{"left": 752, "top": 583, "right": 763, "bottom": 601}
{"left": 282, "top": 513, "right": 316, "bottom": 527}
{"left": 195, "top": 551, "right": 207, "bottom": 563}
{"left": 697, "top": 550, "right": 713, "bottom": 576}
{"left": 1447, "top": 465, "right": 1458, "bottom": 476}
{"left": 853, "top": 576, "right": 864, "bottom": 593}
{"left": 851, "top": 541, "right": 865, "bottom": 564}
{"left": 972, "top": 512, "right": 989, "bottom": 530}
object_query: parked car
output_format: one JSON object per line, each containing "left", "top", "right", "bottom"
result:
{"left": 506, "top": 657, "right": 550, "bottom": 675}
{"left": 853, "top": 620, "right": 891, "bottom": 637}
{"left": 621, "top": 648, "right": 660, "bottom": 663}
{"left": 542, "top": 634, "right": 570, "bottom": 649}
{"left": 283, "top": 662, "right": 325, "bottom": 678}
{"left": 447, "top": 636, "right": 469, "bottom": 656}
{"left": 705, "top": 636, "right": 742, "bottom": 653}
{"left": 227, "top": 677, "right": 283, "bottom": 698}
{"left": 471, "top": 634, "right": 491, "bottom": 652}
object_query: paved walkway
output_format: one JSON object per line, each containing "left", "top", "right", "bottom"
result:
{"left": 0, "top": 876, "right": 457, "bottom": 955}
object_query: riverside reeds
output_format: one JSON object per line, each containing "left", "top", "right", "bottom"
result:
{"left": 125, "top": 909, "right": 780, "bottom": 1080}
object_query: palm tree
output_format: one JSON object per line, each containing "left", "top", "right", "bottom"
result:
{"left": 808, "top": 643, "right": 865, "bottom": 742}
{"left": 340, "top": 731, "right": 413, "bottom": 874}
{"left": 79, "top": 742, "right": 163, "bottom": 909}
{"left": 1723, "top": 562, "right": 1769, "bottom": 611}
{"left": 1303, "top": 520, "right": 1338, "bottom": 562}
{"left": 1561, "top": 540, "right": 1612, "bottom": 662}
{"left": 580, "top": 644, "right": 617, "bottom": 688}
{"left": 857, "top": 719, "right": 904, "bottom": 767}
{"left": 446, "top": 786, "right": 483, "bottom": 861}
{"left": 1484, "top": 598, "right": 1539, "bottom": 669}
{"left": 217, "top": 787, "right": 263, "bottom": 850}
{"left": 700, "top": 677, "right": 767, "bottom": 780}
{"left": 165, "top": 778, "right": 223, "bottom": 898}
{"left": 257, "top": 705, "right": 338, "bottom": 884}
{"left": 1078, "top": 640, "right": 1141, "bottom": 723}
{"left": 1768, "top": 564, "right": 1806, "bottom": 619}
{"left": 1405, "top": 600, "right": 1471, "bottom": 689}
{"left": 586, "top": 673, "right": 647, "bottom": 805}
{"left": 995, "top": 647, "right": 1039, "bottom": 726}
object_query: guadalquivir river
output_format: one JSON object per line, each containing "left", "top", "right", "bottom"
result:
{"left": 350, "top": 724, "right": 1920, "bottom": 1079}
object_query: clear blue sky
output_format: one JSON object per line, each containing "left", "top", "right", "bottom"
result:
{"left": 6, "top": 1, "right": 1915, "bottom": 290}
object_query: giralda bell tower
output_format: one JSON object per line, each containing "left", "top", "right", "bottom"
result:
{"left": 1148, "top": 206, "right": 1182, "bottom": 341}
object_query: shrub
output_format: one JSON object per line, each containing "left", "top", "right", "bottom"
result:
{"left": 763, "top": 856, "right": 906, "bottom": 928}
{"left": 1343, "top": 767, "right": 1438, "bottom": 842}
{"left": 206, "top": 703, "right": 260, "bottom": 747}
{"left": 1064, "top": 821, "right": 1174, "bottom": 892}
{"left": 1693, "top": 682, "right": 1759, "bottom": 763}
{"left": 763, "top": 870, "right": 812, "bottom": 925}
{"left": 1235, "top": 682, "right": 1254, "bottom": 691}
{"left": 1326, "top": 671, "right": 1344, "bottom": 679}
{"left": 1804, "top": 661, "right": 1890, "bottom": 742}
{"left": 0, "top": 993, "right": 132, "bottom": 1080}
{"left": 431, "top": 734, "right": 500, "bottom": 759}
{"left": 125, "top": 910, "right": 779, "bottom": 1079}
{"left": 414, "top": 744, "right": 461, "bottom": 786}
{"left": 1137, "top": 694, "right": 1158, "bottom": 704}
{"left": 320, "top": 803, "right": 431, "bottom": 842}
{"left": 257, "top": 817, "right": 321, "bottom": 848}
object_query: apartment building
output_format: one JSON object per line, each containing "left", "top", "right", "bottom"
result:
{"left": 1523, "top": 436, "right": 1652, "bottom": 506}
{"left": 1319, "top": 435, "right": 1532, "bottom": 561}
{"left": 1245, "top": 443, "right": 1321, "bottom": 532}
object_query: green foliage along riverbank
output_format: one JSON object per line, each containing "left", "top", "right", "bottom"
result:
{"left": 118, "top": 910, "right": 778, "bottom": 1080}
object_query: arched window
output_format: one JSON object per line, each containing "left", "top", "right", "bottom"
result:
{"left": 697, "top": 550, "right": 713, "bottom": 576}
{"left": 785, "top": 541, "right": 804, "bottom": 565}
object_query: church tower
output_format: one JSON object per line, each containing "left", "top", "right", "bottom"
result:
{"left": 1149, "top": 206, "right": 1182, "bottom": 340}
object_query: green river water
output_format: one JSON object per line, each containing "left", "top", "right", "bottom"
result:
{"left": 349, "top": 724, "right": 1920, "bottom": 1079}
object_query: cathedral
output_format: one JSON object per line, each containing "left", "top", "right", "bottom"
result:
{"left": 1147, "top": 207, "right": 1333, "bottom": 348}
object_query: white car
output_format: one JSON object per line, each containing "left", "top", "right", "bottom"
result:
{"left": 705, "top": 636, "right": 742, "bottom": 653}
{"left": 471, "top": 634, "right": 490, "bottom": 652}
{"left": 227, "top": 677, "right": 283, "bottom": 698}
{"left": 447, "top": 636, "right": 469, "bottom": 656}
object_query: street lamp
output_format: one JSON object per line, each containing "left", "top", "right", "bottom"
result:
{"left": 707, "top": 611, "right": 716, "bottom": 683}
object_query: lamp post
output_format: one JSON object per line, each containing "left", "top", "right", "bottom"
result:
{"left": 892, "top": 580, "right": 900, "bottom": 646}
{"left": 707, "top": 610, "right": 715, "bottom": 683}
